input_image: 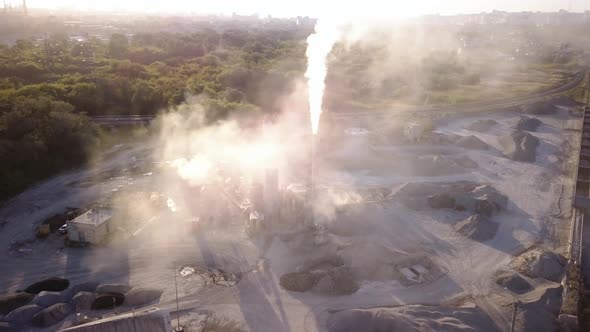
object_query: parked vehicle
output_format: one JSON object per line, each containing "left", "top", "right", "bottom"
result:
{"left": 58, "top": 224, "right": 68, "bottom": 234}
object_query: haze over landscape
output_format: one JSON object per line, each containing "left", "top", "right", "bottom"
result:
{"left": 0, "top": 1, "right": 590, "bottom": 332}
{"left": 18, "top": 0, "right": 590, "bottom": 16}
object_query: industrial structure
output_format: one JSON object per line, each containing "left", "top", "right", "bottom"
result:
{"left": 67, "top": 207, "right": 114, "bottom": 244}
{"left": 59, "top": 307, "right": 172, "bottom": 332}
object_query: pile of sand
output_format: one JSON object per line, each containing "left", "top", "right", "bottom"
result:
{"left": 456, "top": 135, "right": 489, "bottom": 150}
{"left": 340, "top": 242, "right": 405, "bottom": 281}
{"left": 493, "top": 269, "right": 532, "bottom": 294}
{"left": 428, "top": 132, "right": 461, "bottom": 144}
{"left": 124, "top": 287, "right": 163, "bottom": 306}
{"left": 550, "top": 95, "right": 581, "bottom": 107}
{"left": 32, "top": 291, "right": 63, "bottom": 308}
{"left": 521, "top": 101, "right": 557, "bottom": 115}
{"left": 454, "top": 215, "right": 498, "bottom": 241}
{"left": 4, "top": 305, "right": 43, "bottom": 328}
{"left": 455, "top": 156, "right": 478, "bottom": 169}
{"left": 467, "top": 119, "right": 498, "bottom": 132}
{"left": 425, "top": 184, "right": 508, "bottom": 217}
{"left": 0, "top": 293, "right": 33, "bottom": 315}
{"left": 510, "top": 248, "right": 566, "bottom": 282}
{"left": 515, "top": 116, "right": 542, "bottom": 132}
{"left": 411, "top": 155, "right": 467, "bottom": 176}
{"left": 280, "top": 267, "right": 359, "bottom": 295}
{"left": 24, "top": 277, "right": 69, "bottom": 294}
{"left": 499, "top": 130, "right": 539, "bottom": 162}
{"left": 31, "top": 303, "right": 73, "bottom": 327}
{"left": 513, "top": 283, "right": 563, "bottom": 332}
{"left": 327, "top": 305, "right": 498, "bottom": 332}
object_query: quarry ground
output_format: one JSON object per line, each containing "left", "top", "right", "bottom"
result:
{"left": 0, "top": 105, "right": 581, "bottom": 331}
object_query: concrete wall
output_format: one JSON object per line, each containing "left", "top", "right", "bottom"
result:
{"left": 68, "top": 220, "right": 111, "bottom": 244}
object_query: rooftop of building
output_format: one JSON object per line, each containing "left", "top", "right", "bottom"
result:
{"left": 69, "top": 207, "right": 113, "bottom": 226}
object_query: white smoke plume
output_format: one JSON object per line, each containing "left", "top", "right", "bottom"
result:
{"left": 305, "top": 19, "right": 342, "bottom": 135}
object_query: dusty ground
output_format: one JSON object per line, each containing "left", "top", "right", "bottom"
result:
{"left": 0, "top": 106, "right": 581, "bottom": 331}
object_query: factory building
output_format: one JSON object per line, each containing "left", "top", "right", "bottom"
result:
{"left": 67, "top": 207, "right": 114, "bottom": 244}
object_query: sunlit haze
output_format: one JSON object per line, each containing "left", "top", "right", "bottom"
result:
{"left": 25, "top": 0, "right": 590, "bottom": 16}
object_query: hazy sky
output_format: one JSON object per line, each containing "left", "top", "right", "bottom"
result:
{"left": 22, "top": 0, "right": 590, "bottom": 17}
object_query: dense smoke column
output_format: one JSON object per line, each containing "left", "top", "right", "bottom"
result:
{"left": 305, "top": 19, "right": 340, "bottom": 135}
{"left": 311, "top": 134, "right": 316, "bottom": 224}
{"left": 305, "top": 20, "right": 340, "bottom": 225}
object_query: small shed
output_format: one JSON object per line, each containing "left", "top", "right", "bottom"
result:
{"left": 404, "top": 122, "right": 424, "bottom": 142}
{"left": 67, "top": 207, "right": 114, "bottom": 244}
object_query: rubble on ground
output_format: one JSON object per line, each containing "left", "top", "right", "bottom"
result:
{"left": 96, "top": 283, "right": 132, "bottom": 294}
{"left": 0, "top": 321, "right": 17, "bottom": 332}
{"left": 550, "top": 95, "right": 581, "bottom": 107}
{"left": 467, "top": 119, "right": 498, "bottom": 132}
{"left": 327, "top": 305, "right": 498, "bottom": 332}
{"left": 279, "top": 272, "right": 322, "bottom": 292}
{"left": 0, "top": 293, "right": 33, "bottom": 315}
{"left": 494, "top": 269, "right": 532, "bottom": 294}
{"left": 456, "top": 135, "right": 489, "bottom": 150}
{"left": 513, "top": 283, "right": 563, "bottom": 332}
{"left": 62, "top": 281, "right": 99, "bottom": 302}
{"left": 91, "top": 293, "right": 125, "bottom": 310}
{"left": 124, "top": 287, "right": 163, "bottom": 306}
{"left": 280, "top": 258, "right": 359, "bottom": 295}
{"left": 454, "top": 214, "right": 498, "bottom": 241}
{"left": 31, "top": 303, "right": 73, "bottom": 327}
{"left": 423, "top": 184, "right": 508, "bottom": 216}
{"left": 4, "top": 304, "right": 43, "bottom": 327}
{"left": 72, "top": 292, "right": 95, "bottom": 312}
{"left": 24, "top": 277, "right": 70, "bottom": 294}
{"left": 455, "top": 156, "right": 478, "bottom": 169}
{"left": 510, "top": 248, "right": 566, "bottom": 282}
{"left": 499, "top": 130, "right": 539, "bottom": 162}
{"left": 411, "top": 155, "right": 468, "bottom": 176}
{"left": 311, "top": 267, "right": 359, "bottom": 295}
{"left": 427, "top": 132, "right": 461, "bottom": 144}
{"left": 32, "top": 291, "right": 63, "bottom": 308}
{"left": 515, "top": 116, "right": 542, "bottom": 132}
{"left": 522, "top": 101, "right": 557, "bottom": 115}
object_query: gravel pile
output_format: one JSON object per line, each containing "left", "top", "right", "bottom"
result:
{"left": 454, "top": 214, "right": 498, "bottom": 241}
{"left": 515, "top": 116, "right": 542, "bottom": 132}
{"left": 499, "top": 130, "right": 539, "bottom": 162}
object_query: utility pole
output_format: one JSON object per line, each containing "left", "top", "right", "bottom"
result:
{"left": 173, "top": 262, "right": 183, "bottom": 332}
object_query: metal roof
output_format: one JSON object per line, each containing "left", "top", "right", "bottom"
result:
{"left": 69, "top": 208, "right": 113, "bottom": 226}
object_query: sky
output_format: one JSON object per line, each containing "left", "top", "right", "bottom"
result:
{"left": 20, "top": 0, "right": 590, "bottom": 17}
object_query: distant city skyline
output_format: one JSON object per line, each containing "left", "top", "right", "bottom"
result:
{"left": 11, "top": 0, "right": 590, "bottom": 18}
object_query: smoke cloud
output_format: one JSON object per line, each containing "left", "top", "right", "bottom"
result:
{"left": 305, "top": 19, "right": 342, "bottom": 135}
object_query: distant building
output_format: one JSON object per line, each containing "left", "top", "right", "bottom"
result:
{"left": 67, "top": 207, "right": 114, "bottom": 244}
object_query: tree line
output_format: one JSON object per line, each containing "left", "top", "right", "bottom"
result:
{"left": 0, "top": 29, "right": 307, "bottom": 200}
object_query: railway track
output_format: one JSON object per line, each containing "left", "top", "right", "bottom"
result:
{"left": 328, "top": 70, "right": 586, "bottom": 119}
{"left": 89, "top": 70, "right": 586, "bottom": 125}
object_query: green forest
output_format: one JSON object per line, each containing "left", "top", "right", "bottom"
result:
{"left": 0, "top": 30, "right": 308, "bottom": 200}
{"left": 0, "top": 22, "right": 582, "bottom": 200}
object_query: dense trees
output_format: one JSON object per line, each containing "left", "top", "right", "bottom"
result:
{"left": 0, "top": 29, "right": 306, "bottom": 200}
{"left": 0, "top": 21, "right": 581, "bottom": 199}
